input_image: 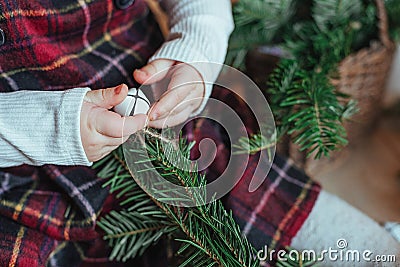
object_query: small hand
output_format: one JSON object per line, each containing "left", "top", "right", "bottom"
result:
{"left": 134, "top": 59, "right": 205, "bottom": 128}
{"left": 80, "top": 84, "right": 147, "bottom": 162}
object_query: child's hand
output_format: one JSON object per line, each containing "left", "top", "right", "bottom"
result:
{"left": 80, "top": 84, "right": 147, "bottom": 162}
{"left": 134, "top": 59, "right": 204, "bottom": 128}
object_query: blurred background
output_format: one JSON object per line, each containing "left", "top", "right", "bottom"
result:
{"left": 314, "top": 45, "right": 400, "bottom": 223}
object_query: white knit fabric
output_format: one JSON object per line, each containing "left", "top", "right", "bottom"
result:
{"left": 0, "top": 88, "right": 91, "bottom": 167}
{"left": 291, "top": 190, "right": 400, "bottom": 266}
{"left": 385, "top": 222, "right": 400, "bottom": 243}
{"left": 149, "top": 0, "right": 234, "bottom": 114}
{"left": 0, "top": 0, "right": 234, "bottom": 167}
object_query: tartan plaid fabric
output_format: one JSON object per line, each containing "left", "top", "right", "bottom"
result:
{"left": 0, "top": 0, "right": 163, "bottom": 92}
{"left": 0, "top": 0, "right": 321, "bottom": 266}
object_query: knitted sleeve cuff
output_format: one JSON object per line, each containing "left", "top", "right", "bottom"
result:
{"left": 59, "top": 87, "right": 92, "bottom": 166}
{"left": 0, "top": 88, "right": 91, "bottom": 167}
{"left": 149, "top": 0, "right": 234, "bottom": 115}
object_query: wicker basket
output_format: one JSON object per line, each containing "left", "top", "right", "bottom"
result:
{"left": 287, "top": 0, "right": 397, "bottom": 175}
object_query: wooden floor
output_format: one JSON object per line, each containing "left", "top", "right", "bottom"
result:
{"left": 312, "top": 108, "right": 400, "bottom": 223}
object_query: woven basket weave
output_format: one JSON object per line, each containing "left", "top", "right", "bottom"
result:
{"left": 289, "top": 0, "right": 396, "bottom": 175}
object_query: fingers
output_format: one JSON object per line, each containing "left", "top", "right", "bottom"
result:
{"left": 149, "top": 64, "right": 204, "bottom": 122}
{"left": 81, "top": 109, "right": 146, "bottom": 162}
{"left": 148, "top": 106, "right": 194, "bottom": 128}
{"left": 149, "top": 85, "right": 202, "bottom": 121}
{"left": 84, "top": 84, "right": 128, "bottom": 109}
{"left": 134, "top": 61, "right": 205, "bottom": 128}
{"left": 133, "top": 59, "right": 175, "bottom": 85}
{"left": 81, "top": 85, "right": 149, "bottom": 162}
{"left": 95, "top": 109, "right": 147, "bottom": 138}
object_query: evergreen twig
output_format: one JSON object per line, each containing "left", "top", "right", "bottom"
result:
{"left": 95, "top": 130, "right": 259, "bottom": 266}
{"left": 226, "top": 0, "right": 295, "bottom": 69}
{"left": 227, "top": 0, "right": 378, "bottom": 158}
{"left": 94, "top": 130, "right": 318, "bottom": 266}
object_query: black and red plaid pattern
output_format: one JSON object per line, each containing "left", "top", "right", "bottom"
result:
{"left": 0, "top": 0, "right": 163, "bottom": 92}
{"left": 0, "top": 0, "right": 321, "bottom": 266}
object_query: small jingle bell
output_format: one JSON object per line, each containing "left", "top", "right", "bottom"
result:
{"left": 114, "top": 88, "right": 150, "bottom": 116}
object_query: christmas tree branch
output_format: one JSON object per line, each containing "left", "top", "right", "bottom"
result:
{"left": 226, "top": 0, "right": 381, "bottom": 158}
{"left": 94, "top": 127, "right": 318, "bottom": 266}
{"left": 95, "top": 129, "right": 259, "bottom": 266}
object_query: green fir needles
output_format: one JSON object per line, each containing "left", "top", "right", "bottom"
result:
{"left": 94, "top": 130, "right": 259, "bottom": 266}
{"left": 227, "top": 0, "right": 379, "bottom": 158}
{"left": 94, "top": 129, "right": 316, "bottom": 266}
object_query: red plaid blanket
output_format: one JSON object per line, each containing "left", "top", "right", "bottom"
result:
{"left": 0, "top": 0, "right": 321, "bottom": 266}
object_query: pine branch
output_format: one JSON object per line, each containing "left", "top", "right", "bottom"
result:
{"left": 265, "top": 0, "right": 373, "bottom": 158}
{"left": 94, "top": 149, "right": 177, "bottom": 262}
{"left": 97, "top": 210, "right": 177, "bottom": 261}
{"left": 268, "top": 60, "right": 350, "bottom": 158}
{"left": 312, "top": 0, "right": 362, "bottom": 30}
{"left": 226, "top": 0, "right": 295, "bottom": 69}
{"left": 129, "top": 129, "right": 260, "bottom": 266}
{"left": 232, "top": 130, "right": 277, "bottom": 160}
{"left": 94, "top": 113, "right": 318, "bottom": 267}
{"left": 94, "top": 129, "right": 260, "bottom": 266}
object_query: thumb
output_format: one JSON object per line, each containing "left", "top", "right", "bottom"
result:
{"left": 84, "top": 84, "right": 128, "bottom": 109}
{"left": 134, "top": 59, "right": 176, "bottom": 84}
